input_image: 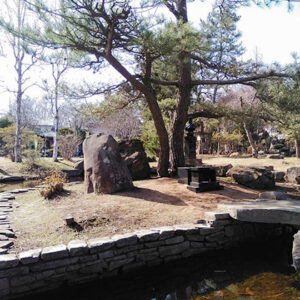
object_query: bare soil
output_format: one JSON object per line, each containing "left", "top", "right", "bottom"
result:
{"left": 9, "top": 177, "right": 265, "bottom": 252}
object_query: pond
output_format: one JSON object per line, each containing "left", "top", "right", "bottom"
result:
{"left": 20, "top": 238, "right": 300, "bottom": 300}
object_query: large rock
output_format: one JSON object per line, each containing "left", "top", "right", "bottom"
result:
{"left": 258, "top": 191, "right": 287, "bottom": 200}
{"left": 83, "top": 134, "right": 133, "bottom": 194}
{"left": 118, "top": 139, "right": 151, "bottom": 180}
{"left": 74, "top": 160, "right": 84, "bottom": 171}
{"left": 285, "top": 167, "right": 300, "bottom": 184}
{"left": 206, "top": 164, "right": 232, "bottom": 177}
{"left": 272, "top": 171, "right": 285, "bottom": 182}
{"left": 227, "top": 166, "right": 275, "bottom": 189}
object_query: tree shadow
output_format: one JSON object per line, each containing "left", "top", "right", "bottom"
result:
{"left": 117, "top": 187, "right": 187, "bottom": 206}
{"left": 216, "top": 185, "right": 259, "bottom": 200}
{"left": 0, "top": 169, "right": 10, "bottom": 176}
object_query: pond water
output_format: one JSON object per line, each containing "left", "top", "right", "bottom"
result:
{"left": 21, "top": 239, "right": 300, "bottom": 300}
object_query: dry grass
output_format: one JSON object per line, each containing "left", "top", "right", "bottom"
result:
{"left": 201, "top": 155, "right": 300, "bottom": 172}
{"left": 10, "top": 177, "right": 262, "bottom": 252}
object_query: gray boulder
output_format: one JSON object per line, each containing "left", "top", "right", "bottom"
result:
{"left": 272, "top": 171, "right": 285, "bottom": 182}
{"left": 118, "top": 139, "right": 151, "bottom": 180}
{"left": 206, "top": 164, "right": 233, "bottom": 177}
{"left": 227, "top": 166, "right": 275, "bottom": 189}
{"left": 285, "top": 167, "right": 300, "bottom": 184}
{"left": 258, "top": 191, "right": 287, "bottom": 200}
{"left": 267, "top": 154, "right": 283, "bottom": 159}
{"left": 83, "top": 134, "right": 133, "bottom": 194}
{"left": 74, "top": 159, "right": 84, "bottom": 171}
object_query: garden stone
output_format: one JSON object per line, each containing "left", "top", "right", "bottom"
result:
{"left": 0, "top": 241, "right": 13, "bottom": 248}
{"left": 267, "top": 154, "right": 283, "bottom": 159}
{"left": 272, "top": 171, "right": 285, "bottom": 182}
{"left": 259, "top": 191, "right": 287, "bottom": 200}
{"left": 74, "top": 159, "right": 84, "bottom": 171}
{"left": 67, "top": 240, "right": 89, "bottom": 256}
{"left": 41, "top": 244, "right": 69, "bottom": 260}
{"left": 285, "top": 167, "right": 300, "bottom": 184}
{"left": 87, "top": 238, "right": 115, "bottom": 253}
{"left": 119, "top": 139, "right": 151, "bottom": 180}
{"left": 0, "top": 254, "right": 19, "bottom": 269}
{"left": 19, "top": 248, "right": 41, "bottom": 264}
{"left": 206, "top": 164, "right": 233, "bottom": 177}
{"left": 226, "top": 165, "right": 275, "bottom": 189}
{"left": 83, "top": 134, "right": 133, "bottom": 194}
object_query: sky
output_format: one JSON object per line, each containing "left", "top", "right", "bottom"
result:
{"left": 0, "top": 0, "right": 300, "bottom": 115}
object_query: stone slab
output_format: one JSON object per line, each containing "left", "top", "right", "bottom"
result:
{"left": 218, "top": 200, "right": 300, "bottom": 226}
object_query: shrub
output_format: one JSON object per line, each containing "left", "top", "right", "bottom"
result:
{"left": 22, "top": 149, "right": 41, "bottom": 172}
{"left": 59, "top": 134, "right": 82, "bottom": 161}
{"left": 40, "top": 172, "right": 66, "bottom": 199}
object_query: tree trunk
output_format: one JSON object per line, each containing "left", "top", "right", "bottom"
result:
{"left": 169, "top": 0, "right": 191, "bottom": 172}
{"left": 52, "top": 110, "right": 59, "bottom": 162}
{"left": 14, "top": 91, "right": 22, "bottom": 163}
{"left": 144, "top": 91, "right": 169, "bottom": 177}
{"left": 243, "top": 121, "right": 258, "bottom": 158}
{"left": 105, "top": 54, "right": 169, "bottom": 176}
{"left": 14, "top": 0, "right": 23, "bottom": 163}
{"left": 295, "top": 139, "right": 300, "bottom": 158}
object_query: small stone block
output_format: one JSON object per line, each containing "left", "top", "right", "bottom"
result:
{"left": 112, "top": 233, "right": 138, "bottom": 248}
{"left": 41, "top": 244, "right": 68, "bottom": 261}
{"left": 87, "top": 238, "right": 115, "bottom": 253}
{"left": 205, "top": 212, "right": 230, "bottom": 221}
{"left": 67, "top": 240, "right": 89, "bottom": 256}
{"left": 0, "top": 254, "right": 19, "bottom": 269}
{"left": 19, "top": 248, "right": 41, "bottom": 264}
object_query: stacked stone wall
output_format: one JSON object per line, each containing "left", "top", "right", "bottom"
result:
{"left": 0, "top": 212, "right": 295, "bottom": 299}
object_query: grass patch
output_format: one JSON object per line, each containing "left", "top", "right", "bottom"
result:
{"left": 201, "top": 155, "right": 300, "bottom": 172}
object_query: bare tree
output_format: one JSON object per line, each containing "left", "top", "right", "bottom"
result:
{"left": 1, "top": 0, "right": 37, "bottom": 162}
{"left": 40, "top": 51, "right": 69, "bottom": 162}
{"left": 99, "top": 108, "right": 142, "bottom": 140}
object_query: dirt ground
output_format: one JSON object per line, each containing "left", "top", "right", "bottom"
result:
{"left": 11, "top": 176, "right": 300, "bottom": 253}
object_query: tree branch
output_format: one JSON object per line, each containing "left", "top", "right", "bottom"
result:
{"left": 191, "top": 72, "right": 289, "bottom": 86}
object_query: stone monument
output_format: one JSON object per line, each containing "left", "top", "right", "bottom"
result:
{"left": 83, "top": 134, "right": 133, "bottom": 194}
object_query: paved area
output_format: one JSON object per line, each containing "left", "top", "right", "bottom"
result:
{"left": 218, "top": 199, "right": 300, "bottom": 226}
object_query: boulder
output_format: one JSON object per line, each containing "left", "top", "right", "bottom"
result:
{"left": 83, "top": 134, "right": 133, "bottom": 194}
{"left": 285, "top": 167, "right": 300, "bottom": 184}
{"left": 258, "top": 191, "right": 287, "bottom": 200}
{"left": 267, "top": 154, "right": 283, "bottom": 159}
{"left": 74, "top": 160, "right": 84, "bottom": 171}
{"left": 226, "top": 166, "right": 275, "bottom": 189}
{"left": 118, "top": 139, "right": 151, "bottom": 180}
{"left": 205, "top": 164, "right": 233, "bottom": 177}
{"left": 272, "top": 171, "right": 285, "bottom": 182}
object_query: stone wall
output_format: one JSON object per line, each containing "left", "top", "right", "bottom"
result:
{"left": 0, "top": 212, "right": 296, "bottom": 299}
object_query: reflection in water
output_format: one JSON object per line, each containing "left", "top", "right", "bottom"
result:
{"left": 22, "top": 238, "right": 300, "bottom": 300}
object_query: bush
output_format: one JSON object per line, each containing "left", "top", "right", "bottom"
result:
{"left": 40, "top": 172, "right": 66, "bottom": 199}
{"left": 22, "top": 150, "right": 41, "bottom": 172}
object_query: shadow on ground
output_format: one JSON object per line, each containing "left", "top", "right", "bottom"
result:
{"left": 118, "top": 187, "right": 187, "bottom": 206}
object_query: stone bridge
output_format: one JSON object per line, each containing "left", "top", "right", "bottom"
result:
{"left": 217, "top": 199, "right": 300, "bottom": 274}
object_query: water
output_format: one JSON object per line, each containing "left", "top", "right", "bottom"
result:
{"left": 21, "top": 239, "right": 300, "bottom": 300}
